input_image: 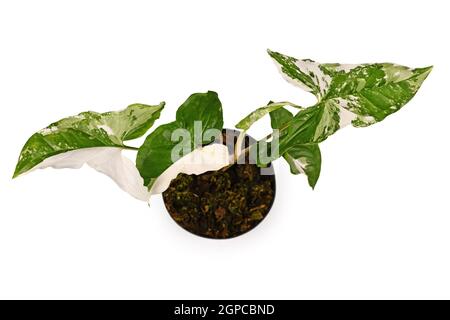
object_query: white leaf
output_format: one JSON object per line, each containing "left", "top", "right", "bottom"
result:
{"left": 24, "top": 144, "right": 232, "bottom": 202}
{"left": 27, "top": 147, "right": 151, "bottom": 201}
{"left": 150, "top": 143, "right": 232, "bottom": 195}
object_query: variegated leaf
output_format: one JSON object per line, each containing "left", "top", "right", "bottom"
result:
{"left": 268, "top": 49, "right": 432, "bottom": 129}
{"left": 13, "top": 102, "right": 165, "bottom": 200}
{"left": 264, "top": 50, "right": 432, "bottom": 163}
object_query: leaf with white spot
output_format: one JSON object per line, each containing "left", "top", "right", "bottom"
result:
{"left": 149, "top": 143, "right": 232, "bottom": 194}
{"left": 268, "top": 49, "right": 432, "bottom": 130}
{"left": 13, "top": 102, "right": 164, "bottom": 200}
{"left": 262, "top": 50, "right": 432, "bottom": 164}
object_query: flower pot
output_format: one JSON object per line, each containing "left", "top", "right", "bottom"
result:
{"left": 162, "top": 129, "right": 276, "bottom": 239}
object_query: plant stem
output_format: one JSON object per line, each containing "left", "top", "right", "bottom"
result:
{"left": 222, "top": 109, "right": 295, "bottom": 171}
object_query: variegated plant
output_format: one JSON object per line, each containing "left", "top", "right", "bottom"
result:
{"left": 13, "top": 50, "right": 431, "bottom": 201}
{"left": 236, "top": 50, "right": 432, "bottom": 188}
{"left": 13, "top": 92, "right": 229, "bottom": 201}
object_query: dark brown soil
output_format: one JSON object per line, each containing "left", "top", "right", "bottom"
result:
{"left": 163, "top": 163, "right": 274, "bottom": 239}
{"left": 162, "top": 130, "right": 275, "bottom": 239}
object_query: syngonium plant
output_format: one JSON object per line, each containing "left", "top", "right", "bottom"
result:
{"left": 13, "top": 50, "right": 432, "bottom": 201}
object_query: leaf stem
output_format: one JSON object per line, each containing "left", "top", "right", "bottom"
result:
{"left": 223, "top": 103, "right": 299, "bottom": 172}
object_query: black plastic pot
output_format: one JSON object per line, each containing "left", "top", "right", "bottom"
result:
{"left": 162, "top": 129, "right": 276, "bottom": 239}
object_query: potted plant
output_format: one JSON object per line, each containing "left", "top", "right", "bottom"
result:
{"left": 13, "top": 50, "right": 432, "bottom": 239}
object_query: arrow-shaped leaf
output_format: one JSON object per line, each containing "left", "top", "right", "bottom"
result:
{"left": 13, "top": 102, "right": 164, "bottom": 200}
{"left": 136, "top": 91, "right": 224, "bottom": 188}
{"left": 266, "top": 50, "right": 432, "bottom": 156}
{"left": 270, "top": 107, "right": 321, "bottom": 189}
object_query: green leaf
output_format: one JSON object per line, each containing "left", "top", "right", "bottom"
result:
{"left": 270, "top": 107, "right": 322, "bottom": 188}
{"left": 135, "top": 121, "right": 181, "bottom": 186}
{"left": 284, "top": 144, "right": 321, "bottom": 189}
{"left": 136, "top": 91, "right": 224, "bottom": 187}
{"left": 268, "top": 49, "right": 432, "bottom": 129}
{"left": 270, "top": 106, "right": 293, "bottom": 130}
{"left": 13, "top": 102, "right": 165, "bottom": 178}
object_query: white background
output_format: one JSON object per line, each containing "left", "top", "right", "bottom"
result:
{"left": 0, "top": 0, "right": 449, "bottom": 299}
